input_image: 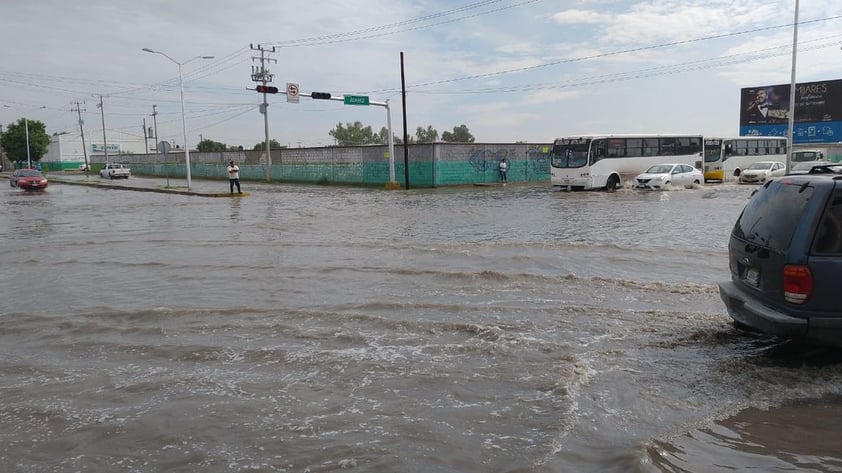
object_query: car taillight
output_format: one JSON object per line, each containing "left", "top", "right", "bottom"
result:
{"left": 783, "top": 264, "right": 812, "bottom": 304}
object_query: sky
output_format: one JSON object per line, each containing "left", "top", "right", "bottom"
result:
{"left": 1, "top": 0, "right": 841, "bottom": 151}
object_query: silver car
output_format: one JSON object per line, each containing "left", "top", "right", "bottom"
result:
{"left": 738, "top": 161, "right": 786, "bottom": 184}
{"left": 633, "top": 163, "right": 703, "bottom": 190}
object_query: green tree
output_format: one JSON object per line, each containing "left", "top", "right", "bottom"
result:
{"left": 378, "top": 126, "right": 408, "bottom": 145}
{"left": 1, "top": 118, "right": 50, "bottom": 164}
{"left": 253, "top": 139, "right": 285, "bottom": 151}
{"left": 415, "top": 125, "right": 439, "bottom": 143}
{"left": 441, "top": 124, "right": 475, "bottom": 143}
{"left": 197, "top": 139, "right": 229, "bottom": 152}
{"left": 329, "top": 121, "right": 382, "bottom": 146}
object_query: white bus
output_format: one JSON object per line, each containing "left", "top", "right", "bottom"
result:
{"left": 702, "top": 137, "right": 787, "bottom": 183}
{"left": 549, "top": 134, "right": 704, "bottom": 191}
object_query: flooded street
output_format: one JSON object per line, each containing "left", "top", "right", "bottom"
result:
{"left": 2, "top": 179, "right": 842, "bottom": 472}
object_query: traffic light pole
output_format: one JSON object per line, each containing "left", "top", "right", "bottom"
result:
{"left": 262, "top": 89, "right": 270, "bottom": 179}
{"left": 251, "top": 87, "right": 399, "bottom": 188}
{"left": 303, "top": 92, "right": 397, "bottom": 186}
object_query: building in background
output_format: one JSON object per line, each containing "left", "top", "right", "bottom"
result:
{"left": 41, "top": 131, "right": 146, "bottom": 169}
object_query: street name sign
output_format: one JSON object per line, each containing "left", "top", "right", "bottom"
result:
{"left": 343, "top": 95, "right": 370, "bottom": 106}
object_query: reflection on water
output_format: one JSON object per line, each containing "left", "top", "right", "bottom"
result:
{"left": 651, "top": 396, "right": 842, "bottom": 472}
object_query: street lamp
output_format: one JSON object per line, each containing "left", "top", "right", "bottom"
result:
{"left": 24, "top": 105, "right": 46, "bottom": 169}
{"left": 142, "top": 48, "right": 214, "bottom": 191}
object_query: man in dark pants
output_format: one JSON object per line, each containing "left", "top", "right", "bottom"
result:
{"left": 499, "top": 157, "right": 508, "bottom": 185}
{"left": 227, "top": 160, "right": 241, "bottom": 193}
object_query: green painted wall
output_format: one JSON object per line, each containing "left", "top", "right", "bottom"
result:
{"left": 75, "top": 143, "right": 552, "bottom": 188}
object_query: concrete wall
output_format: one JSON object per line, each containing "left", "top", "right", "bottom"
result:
{"left": 42, "top": 142, "right": 553, "bottom": 188}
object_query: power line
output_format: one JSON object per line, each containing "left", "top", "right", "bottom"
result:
{"left": 268, "top": 0, "right": 506, "bottom": 46}
{"left": 409, "top": 35, "right": 842, "bottom": 95}
{"left": 267, "top": 0, "right": 543, "bottom": 48}
{"left": 399, "top": 15, "right": 842, "bottom": 91}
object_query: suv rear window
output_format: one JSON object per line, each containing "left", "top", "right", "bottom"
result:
{"left": 733, "top": 181, "right": 814, "bottom": 252}
{"left": 814, "top": 191, "right": 842, "bottom": 254}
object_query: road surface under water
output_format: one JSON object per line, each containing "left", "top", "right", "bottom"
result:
{"left": 2, "top": 178, "right": 842, "bottom": 472}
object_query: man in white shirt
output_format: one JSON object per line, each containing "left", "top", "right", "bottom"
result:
{"left": 498, "top": 157, "right": 508, "bottom": 184}
{"left": 227, "top": 160, "right": 241, "bottom": 193}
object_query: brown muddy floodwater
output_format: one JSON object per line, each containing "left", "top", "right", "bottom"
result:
{"left": 2, "top": 178, "right": 842, "bottom": 472}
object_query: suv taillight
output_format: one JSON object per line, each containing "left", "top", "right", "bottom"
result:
{"left": 783, "top": 265, "right": 813, "bottom": 304}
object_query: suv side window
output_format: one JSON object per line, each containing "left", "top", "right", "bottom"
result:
{"left": 814, "top": 190, "right": 842, "bottom": 254}
{"left": 733, "top": 181, "right": 814, "bottom": 252}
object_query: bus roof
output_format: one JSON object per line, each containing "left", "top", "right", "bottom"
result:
{"left": 704, "top": 136, "right": 787, "bottom": 140}
{"left": 553, "top": 133, "right": 703, "bottom": 142}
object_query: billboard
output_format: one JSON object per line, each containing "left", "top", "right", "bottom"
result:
{"left": 739, "top": 78, "right": 842, "bottom": 144}
{"left": 90, "top": 143, "right": 121, "bottom": 154}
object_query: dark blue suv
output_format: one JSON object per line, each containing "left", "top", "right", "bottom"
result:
{"left": 719, "top": 166, "right": 842, "bottom": 347}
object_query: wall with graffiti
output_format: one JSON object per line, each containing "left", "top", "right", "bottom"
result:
{"left": 89, "top": 142, "right": 553, "bottom": 188}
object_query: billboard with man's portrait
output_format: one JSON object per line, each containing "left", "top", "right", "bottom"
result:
{"left": 739, "top": 78, "right": 842, "bottom": 144}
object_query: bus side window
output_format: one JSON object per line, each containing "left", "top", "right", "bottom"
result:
{"left": 593, "top": 140, "right": 605, "bottom": 162}
{"left": 724, "top": 144, "right": 733, "bottom": 157}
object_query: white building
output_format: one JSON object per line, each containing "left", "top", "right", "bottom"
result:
{"left": 42, "top": 131, "right": 147, "bottom": 169}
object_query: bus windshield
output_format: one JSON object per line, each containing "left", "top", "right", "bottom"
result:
{"left": 704, "top": 140, "right": 722, "bottom": 163}
{"left": 550, "top": 139, "right": 590, "bottom": 168}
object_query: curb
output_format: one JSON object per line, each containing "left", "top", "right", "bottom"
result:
{"left": 49, "top": 178, "right": 250, "bottom": 197}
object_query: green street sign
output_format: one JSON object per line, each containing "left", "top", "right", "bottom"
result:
{"left": 344, "top": 95, "right": 370, "bottom": 106}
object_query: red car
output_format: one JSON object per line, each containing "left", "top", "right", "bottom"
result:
{"left": 10, "top": 169, "right": 48, "bottom": 190}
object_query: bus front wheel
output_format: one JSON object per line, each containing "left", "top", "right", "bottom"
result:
{"left": 606, "top": 175, "right": 620, "bottom": 191}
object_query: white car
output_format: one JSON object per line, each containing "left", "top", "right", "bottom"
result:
{"left": 633, "top": 163, "right": 703, "bottom": 190}
{"left": 100, "top": 163, "right": 131, "bottom": 179}
{"left": 739, "top": 161, "right": 786, "bottom": 184}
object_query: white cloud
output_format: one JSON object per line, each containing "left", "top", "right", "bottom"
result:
{"left": 552, "top": 9, "right": 608, "bottom": 24}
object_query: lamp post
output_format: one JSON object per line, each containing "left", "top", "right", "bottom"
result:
{"left": 142, "top": 48, "right": 214, "bottom": 191}
{"left": 23, "top": 105, "right": 46, "bottom": 169}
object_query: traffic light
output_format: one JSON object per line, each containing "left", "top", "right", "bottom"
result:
{"left": 311, "top": 92, "right": 332, "bottom": 100}
{"left": 256, "top": 85, "right": 279, "bottom": 94}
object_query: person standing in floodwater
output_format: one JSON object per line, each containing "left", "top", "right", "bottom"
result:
{"left": 499, "top": 158, "right": 508, "bottom": 184}
{"left": 227, "top": 160, "right": 241, "bottom": 194}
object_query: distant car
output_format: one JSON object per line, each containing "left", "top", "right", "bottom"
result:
{"left": 10, "top": 169, "right": 48, "bottom": 190}
{"left": 791, "top": 150, "right": 825, "bottom": 163}
{"left": 738, "top": 161, "right": 786, "bottom": 184}
{"left": 719, "top": 166, "right": 842, "bottom": 347}
{"left": 633, "top": 163, "right": 703, "bottom": 190}
{"left": 79, "top": 163, "right": 90, "bottom": 171}
{"left": 100, "top": 163, "right": 131, "bottom": 179}
{"left": 789, "top": 161, "right": 840, "bottom": 175}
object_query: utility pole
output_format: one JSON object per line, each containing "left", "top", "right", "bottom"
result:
{"left": 0, "top": 124, "right": 4, "bottom": 171}
{"left": 251, "top": 43, "right": 277, "bottom": 182}
{"left": 142, "top": 118, "right": 148, "bottom": 153}
{"left": 152, "top": 104, "right": 167, "bottom": 187}
{"left": 72, "top": 101, "right": 89, "bottom": 172}
{"left": 152, "top": 105, "right": 159, "bottom": 154}
{"left": 97, "top": 96, "right": 109, "bottom": 164}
